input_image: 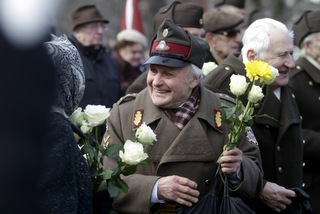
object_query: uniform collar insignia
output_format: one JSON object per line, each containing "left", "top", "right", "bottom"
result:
{"left": 214, "top": 109, "right": 223, "bottom": 131}
{"left": 133, "top": 109, "right": 144, "bottom": 129}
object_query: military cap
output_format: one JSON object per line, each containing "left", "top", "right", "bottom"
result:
{"left": 145, "top": 19, "right": 209, "bottom": 69}
{"left": 292, "top": 10, "right": 320, "bottom": 47}
{"left": 154, "top": 1, "right": 203, "bottom": 31}
{"left": 72, "top": 5, "right": 109, "bottom": 30}
{"left": 203, "top": 8, "right": 244, "bottom": 33}
{"left": 214, "top": 0, "right": 245, "bottom": 8}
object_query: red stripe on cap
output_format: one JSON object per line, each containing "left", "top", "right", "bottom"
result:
{"left": 151, "top": 41, "right": 190, "bottom": 57}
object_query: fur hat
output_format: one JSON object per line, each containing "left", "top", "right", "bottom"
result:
{"left": 116, "top": 29, "right": 148, "bottom": 49}
{"left": 292, "top": 10, "right": 320, "bottom": 47}
{"left": 154, "top": 1, "right": 203, "bottom": 31}
{"left": 203, "top": 8, "right": 244, "bottom": 33}
{"left": 145, "top": 19, "right": 209, "bottom": 69}
{"left": 72, "top": 5, "right": 109, "bottom": 30}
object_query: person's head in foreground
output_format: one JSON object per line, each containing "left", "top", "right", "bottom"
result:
{"left": 241, "top": 18, "right": 295, "bottom": 90}
{"left": 144, "top": 19, "right": 209, "bottom": 109}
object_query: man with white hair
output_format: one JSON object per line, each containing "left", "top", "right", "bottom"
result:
{"left": 202, "top": 18, "right": 307, "bottom": 214}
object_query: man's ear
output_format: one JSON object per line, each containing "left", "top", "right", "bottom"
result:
{"left": 247, "top": 49, "right": 257, "bottom": 61}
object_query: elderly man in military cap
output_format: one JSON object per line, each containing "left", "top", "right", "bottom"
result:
{"left": 203, "top": 8, "right": 244, "bottom": 65}
{"left": 290, "top": 10, "right": 320, "bottom": 214}
{"left": 126, "top": 1, "right": 205, "bottom": 94}
{"left": 202, "top": 18, "right": 308, "bottom": 214}
{"left": 102, "top": 19, "right": 263, "bottom": 214}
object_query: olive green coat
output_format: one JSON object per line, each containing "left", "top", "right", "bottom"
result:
{"left": 103, "top": 84, "right": 263, "bottom": 214}
{"left": 290, "top": 57, "right": 320, "bottom": 214}
{"left": 202, "top": 53, "right": 304, "bottom": 214}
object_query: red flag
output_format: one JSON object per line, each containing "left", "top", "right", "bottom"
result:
{"left": 120, "top": 0, "right": 144, "bottom": 34}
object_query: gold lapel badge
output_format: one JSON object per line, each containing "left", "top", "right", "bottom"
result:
{"left": 133, "top": 109, "right": 144, "bottom": 129}
{"left": 214, "top": 109, "right": 223, "bottom": 131}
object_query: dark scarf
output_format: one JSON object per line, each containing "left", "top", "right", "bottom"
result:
{"left": 164, "top": 86, "right": 200, "bottom": 130}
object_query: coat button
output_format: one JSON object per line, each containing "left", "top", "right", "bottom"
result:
{"left": 292, "top": 94, "right": 295, "bottom": 99}
{"left": 300, "top": 116, "right": 303, "bottom": 121}
{"left": 309, "top": 81, "right": 314, "bottom": 86}
{"left": 303, "top": 162, "right": 305, "bottom": 167}
{"left": 318, "top": 97, "right": 320, "bottom": 101}
{"left": 278, "top": 167, "right": 282, "bottom": 173}
{"left": 296, "top": 65, "right": 301, "bottom": 69}
{"left": 302, "top": 183, "right": 306, "bottom": 188}
{"left": 303, "top": 140, "right": 306, "bottom": 144}
{"left": 225, "top": 66, "right": 230, "bottom": 71}
{"left": 205, "top": 179, "right": 211, "bottom": 186}
{"left": 266, "top": 125, "right": 270, "bottom": 129}
{"left": 276, "top": 146, "right": 281, "bottom": 152}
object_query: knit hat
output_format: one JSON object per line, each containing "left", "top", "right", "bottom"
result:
{"left": 203, "top": 8, "right": 244, "bottom": 33}
{"left": 44, "top": 34, "right": 85, "bottom": 116}
{"left": 72, "top": 5, "right": 109, "bottom": 30}
{"left": 292, "top": 10, "right": 320, "bottom": 47}
{"left": 154, "top": 1, "right": 203, "bottom": 31}
{"left": 145, "top": 19, "right": 209, "bottom": 69}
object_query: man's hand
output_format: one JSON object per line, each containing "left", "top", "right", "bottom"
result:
{"left": 259, "top": 181, "right": 297, "bottom": 212}
{"left": 219, "top": 147, "right": 242, "bottom": 174}
{"left": 157, "top": 175, "right": 199, "bottom": 207}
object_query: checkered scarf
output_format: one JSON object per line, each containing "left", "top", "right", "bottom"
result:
{"left": 164, "top": 86, "right": 200, "bottom": 130}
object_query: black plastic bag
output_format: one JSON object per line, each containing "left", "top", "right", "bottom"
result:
{"left": 184, "top": 167, "right": 255, "bottom": 214}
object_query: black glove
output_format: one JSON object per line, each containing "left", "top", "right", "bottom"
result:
{"left": 290, "top": 187, "right": 313, "bottom": 214}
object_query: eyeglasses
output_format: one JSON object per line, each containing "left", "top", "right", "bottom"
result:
{"left": 215, "top": 29, "right": 241, "bottom": 37}
{"left": 83, "top": 22, "right": 108, "bottom": 30}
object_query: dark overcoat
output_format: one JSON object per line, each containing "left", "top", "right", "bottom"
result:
{"left": 202, "top": 53, "right": 304, "bottom": 214}
{"left": 290, "top": 57, "right": 320, "bottom": 214}
{"left": 103, "top": 85, "right": 264, "bottom": 214}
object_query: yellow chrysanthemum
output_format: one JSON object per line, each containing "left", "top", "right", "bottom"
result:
{"left": 245, "top": 60, "right": 272, "bottom": 83}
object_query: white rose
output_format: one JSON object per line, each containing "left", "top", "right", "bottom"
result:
{"left": 263, "top": 65, "right": 279, "bottom": 85}
{"left": 84, "top": 105, "right": 110, "bottom": 127}
{"left": 202, "top": 62, "right": 218, "bottom": 76}
{"left": 119, "top": 140, "right": 148, "bottom": 165}
{"left": 230, "top": 74, "right": 248, "bottom": 96}
{"left": 80, "top": 124, "right": 92, "bottom": 134}
{"left": 248, "top": 85, "right": 264, "bottom": 103}
{"left": 135, "top": 122, "right": 157, "bottom": 145}
{"left": 70, "top": 107, "right": 84, "bottom": 127}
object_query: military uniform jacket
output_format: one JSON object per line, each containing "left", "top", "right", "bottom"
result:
{"left": 201, "top": 53, "right": 304, "bottom": 214}
{"left": 103, "top": 84, "right": 263, "bottom": 214}
{"left": 290, "top": 57, "right": 320, "bottom": 214}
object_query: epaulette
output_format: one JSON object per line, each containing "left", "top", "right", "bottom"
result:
{"left": 217, "top": 93, "right": 236, "bottom": 104}
{"left": 117, "top": 93, "right": 137, "bottom": 105}
{"left": 290, "top": 64, "right": 304, "bottom": 78}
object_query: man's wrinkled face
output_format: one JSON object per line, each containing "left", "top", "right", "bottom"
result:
{"left": 305, "top": 32, "right": 320, "bottom": 65}
{"left": 261, "top": 30, "right": 295, "bottom": 89}
{"left": 147, "top": 64, "right": 199, "bottom": 109}
{"left": 74, "top": 22, "right": 107, "bottom": 47}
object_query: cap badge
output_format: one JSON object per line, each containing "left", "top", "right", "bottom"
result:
{"left": 162, "top": 28, "right": 169, "bottom": 37}
{"left": 199, "top": 18, "right": 203, "bottom": 25}
{"left": 156, "top": 40, "right": 170, "bottom": 51}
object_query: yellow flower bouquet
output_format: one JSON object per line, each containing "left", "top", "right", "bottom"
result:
{"left": 218, "top": 60, "right": 279, "bottom": 161}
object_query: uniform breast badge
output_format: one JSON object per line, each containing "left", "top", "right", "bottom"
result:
{"left": 245, "top": 127, "right": 258, "bottom": 145}
{"left": 133, "top": 109, "right": 144, "bottom": 129}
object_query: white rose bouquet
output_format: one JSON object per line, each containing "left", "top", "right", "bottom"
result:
{"left": 70, "top": 107, "right": 156, "bottom": 197}
{"left": 218, "top": 60, "right": 279, "bottom": 161}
